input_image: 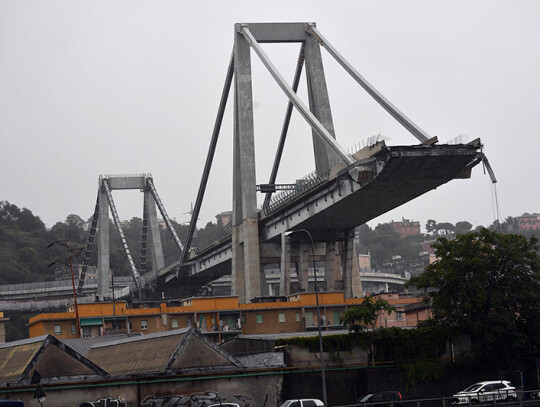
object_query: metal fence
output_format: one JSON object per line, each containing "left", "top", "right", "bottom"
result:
{"left": 335, "top": 391, "right": 540, "bottom": 407}
{"left": 263, "top": 171, "right": 328, "bottom": 215}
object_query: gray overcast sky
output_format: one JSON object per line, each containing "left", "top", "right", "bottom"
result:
{"left": 1, "top": 0, "right": 539, "bottom": 232}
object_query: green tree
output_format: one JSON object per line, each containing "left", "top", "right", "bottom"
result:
{"left": 408, "top": 228, "right": 540, "bottom": 364}
{"left": 425, "top": 219, "right": 437, "bottom": 234}
{"left": 455, "top": 221, "right": 473, "bottom": 235}
{"left": 434, "top": 221, "right": 455, "bottom": 235}
{"left": 341, "top": 296, "right": 396, "bottom": 333}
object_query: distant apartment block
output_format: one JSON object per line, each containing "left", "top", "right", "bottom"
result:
{"left": 390, "top": 218, "right": 421, "bottom": 236}
{"left": 420, "top": 240, "right": 436, "bottom": 255}
{"left": 216, "top": 211, "right": 232, "bottom": 227}
{"left": 358, "top": 253, "right": 371, "bottom": 272}
{"left": 517, "top": 213, "right": 540, "bottom": 231}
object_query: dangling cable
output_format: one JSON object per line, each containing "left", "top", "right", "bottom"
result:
{"left": 491, "top": 182, "right": 502, "bottom": 232}
{"left": 479, "top": 151, "right": 500, "bottom": 231}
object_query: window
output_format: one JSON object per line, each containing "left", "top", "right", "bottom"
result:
{"left": 396, "top": 311, "right": 403, "bottom": 320}
{"left": 141, "top": 320, "right": 148, "bottom": 330}
{"left": 333, "top": 310, "right": 342, "bottom": 325}
{"left": 256, "top": 314, "right": 263, "bottom": 324}
{"left": 71, "top": 324, "right": 76, "bottom": 335}
{"left": 128, "top": 322, "right": 133, "bottom": 331}
{"left": 295, "top": 312, "right": 300, "bottom": 322}
{"left": 241, "top": 314, "right": 246, "bottom": 324}
{"left": 372, "top": 394, "right": 383, "bottom": 402}
{"left": 278, "top": 313, "right": 286, "bottom": 323}
{"left": 54, "top": 325, "right": 62, "bottom": 334}
{"left": 82, "top": 326, "right": 92, "bottom": 338}
{"left": 171, "top": 318, "right": 179, "bottom": 328}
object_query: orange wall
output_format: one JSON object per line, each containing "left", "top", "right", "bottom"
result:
{"left": 27, "top": 293, "right": 431, "bottom": 338}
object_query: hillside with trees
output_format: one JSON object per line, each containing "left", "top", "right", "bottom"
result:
{"left": 0, "top": 200, "right": 227, "bottom": 285}
{"left": 356, "top": 216, "right": 539, "bottom": 270}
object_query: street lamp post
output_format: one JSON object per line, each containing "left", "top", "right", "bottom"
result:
{"left": 284, "top": 229, "right": 328, "bottom": 407}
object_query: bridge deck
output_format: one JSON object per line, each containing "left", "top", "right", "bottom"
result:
{"left": 163, "top": 142, "right": 481, "bottom": 290}
{"left": 293, "top": 144, "right": 478, "bottom": 234}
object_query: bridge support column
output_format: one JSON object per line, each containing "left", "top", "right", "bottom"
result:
{"left": 231, "top": 30, "right": 262, "bottom": 303}
{"left": 243, "top": 219, "right": 262, "bottom": 300}
{"left": 298, "top": 243, "right": 309, "bottom": 292}
{"left": 305, "top": 35, "right": 341, "bottom": 175}
{"left": 97, "top": 188, "right": 111, "bottom": 300}
{"left": 280, "top": 233, "right": 291, "bottom": 297}
{"left": 343, "top": 237, "right": 363, "bottom": 298}
{"left": 231, "top": 222, "right": 262, "bottom": 302}
{"left": 231, "top": 226, "right": 246, "bottom": 302}
{"left": 144, "top": 191, "right": 165, "bottom": 272}
{"left": 325, "top": 240, "right": 336, "bottom": 291}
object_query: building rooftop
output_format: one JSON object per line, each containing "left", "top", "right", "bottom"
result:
{"left": 61, "top": 332, "right": 143, "bottom": 356}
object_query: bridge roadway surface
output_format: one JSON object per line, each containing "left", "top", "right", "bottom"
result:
{"left": 150, "top": 142, "right": 481, "bottom": 289}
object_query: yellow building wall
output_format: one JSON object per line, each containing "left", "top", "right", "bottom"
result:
{"left": 26, "top": 292, "right": 429, "bottom": 338}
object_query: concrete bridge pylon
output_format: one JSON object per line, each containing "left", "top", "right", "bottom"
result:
{"left": 171, "top": 22, "right": 488, "bottom": 304}
{"left": 78, "top": 174, "right": 183, "bottom": 300}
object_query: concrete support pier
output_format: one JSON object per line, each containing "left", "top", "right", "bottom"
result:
{"left": 144, "top": 190, "right": 165, "bottom": 272}
{"left": 97, "top": 187, "right": 110, "bottom": 300}
{"left": 231, "top": 30, "right": 262, "bottom": 302}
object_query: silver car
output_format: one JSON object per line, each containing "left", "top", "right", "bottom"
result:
{"left": 280, "top": 399, "right": 324, "bottom": 407}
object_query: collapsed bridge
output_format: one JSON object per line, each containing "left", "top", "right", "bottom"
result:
{"left": 0, "top": 23, "right": 494, "bottom": 309}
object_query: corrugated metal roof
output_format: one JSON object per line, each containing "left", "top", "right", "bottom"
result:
{"left": 0, "top": 340, "right": 42, "bottom": 383}
{"left": 0, "top": 335, "right": 47, "bottom": 349}
{"left": 90, "top": 327, "right": 190, "bottom": 349}
{"left": 61, "top": 332, "right": 143, "bottom": 357}
{"left": 87, "top": 330, "right": 188, "bottom": 375}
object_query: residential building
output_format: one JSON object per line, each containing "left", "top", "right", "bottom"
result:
{"left": 216, "top": 211, "right": 232, "bottom": 227}
{"left": 28, "top": 292, "right": 430, "bottom": 341}
{"left": 358, "top": 253, "right": 371, "bottom": 272}
{"left": 420, "top": 240, "right": 436, "bottom": 255}
{"left": 517, "top": 213, "right": 540, "bottom": 231}
{"left": 390, "top": 218, "right": 421, "bottom": 236}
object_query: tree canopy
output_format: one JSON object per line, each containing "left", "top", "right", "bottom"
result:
{"left": 341, "top": 296, "right": 396, "bottom": 333}
{"left": 408, "top": 228, "right": 540, "bottom": 364}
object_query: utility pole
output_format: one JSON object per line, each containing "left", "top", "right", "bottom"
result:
{"left": 47, "top": 240, "right": 83, "bottom": 338}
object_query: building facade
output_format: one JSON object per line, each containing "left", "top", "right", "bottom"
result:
{"left": 28, "top": 292, "right": 430, "bottom": 341}
{"left": 517, "top": 213, "right": 540, "bottom": 231}
{"left": 391, "top": 218, "right": 421, "bottom": 236}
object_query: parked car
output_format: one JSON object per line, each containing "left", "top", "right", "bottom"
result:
{"left": 0, "top": 401, "right": 24, "bottom": 407}
{"left": 357, "top": 391, "right": 402, "bottom": 406}
{"left": 280, "top": 399, "right": 324, "bottom": 407}
{"left": 452, "top": 380, "right": 517, "bottom": 404}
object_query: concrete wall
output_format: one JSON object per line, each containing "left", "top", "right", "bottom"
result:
{"left": 0, "top": 372, "right": 283, "bottom": 407}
